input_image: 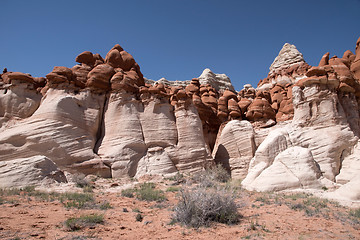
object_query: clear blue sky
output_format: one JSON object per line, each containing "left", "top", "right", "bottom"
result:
{"left": 0, "top": 0, "right": 359, "bottom": 91}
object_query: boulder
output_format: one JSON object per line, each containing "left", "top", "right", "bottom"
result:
{"left": 86, "top": 64, "right": 115, "bottom": 91}
{"left": 0, "top": 155, "right": 67, "bottom": 188}
{"left": 75, "top": 51, "right": 95, "bottom": 66}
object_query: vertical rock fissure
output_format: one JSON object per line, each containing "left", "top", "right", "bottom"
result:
{"left": 93, "top": 92, "right": 109, "bottom": 154}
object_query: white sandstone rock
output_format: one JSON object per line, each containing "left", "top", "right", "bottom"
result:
{"left": 244, "top": 146, "right": 322, "bottom": 192}
{"left": 170, "top": 104, "right": 213, "bottom": 172}
{"left": 269, "top": 43, "right": 305, "bottom": 74}
{"left": 0, "top": 88, "right": 105, "bottom": 169}
{"left": 326, "top": 174, "right": 360, "bottom": 202}
{"left": 198, "top": 68, "right": 235, "bottom": 91}
{"left": 242, "top": 82, "right": 359, "bottom": 194}
{"left": 336, "top": 140, "right": 360, "bottom": 184}
{"left": 96, "top": 91, "right": 146, "bottom": 178}
{"left": 0, "top": 155, "right": 67, "bottom": 188}
{"left": 242, "top": 126, "right": 292, "bottom": 187}
{"left": 96, "top": 91, "right": 213, "bottom": 178}
{"left": 0, "top": 82, "right": 42, "bottom": 129}
{"left": 212, "top": 120, "right": 255, "bottom": 178}
{"left": 145, "top": 68, "right": 235, "bottom": 92}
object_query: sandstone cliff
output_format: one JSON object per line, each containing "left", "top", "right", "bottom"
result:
{"left": 1, "top": 38, "right": 360, "bottom": 205}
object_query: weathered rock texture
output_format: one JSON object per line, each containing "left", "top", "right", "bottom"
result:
{"left": 1, "top": 38, "right": 360, "bottom": 205}
{"left": 145, "top": 68, "right": 234, "bottom": 92}
{"left": 240, "top": 38, "right": 360, "bottom": 203}
{"left": 0, "top": 44, "right": 214, "bottom": 183}
{"left": 0, "top": 156, "right": 66, "bottom": 188}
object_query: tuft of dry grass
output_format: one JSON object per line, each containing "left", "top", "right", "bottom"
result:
{"left": 65, "top": 213, "right": 104, "bottom": 231}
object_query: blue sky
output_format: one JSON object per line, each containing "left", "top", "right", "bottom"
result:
{"left": 0, "top": 0, "right": 359, "bottom": 91}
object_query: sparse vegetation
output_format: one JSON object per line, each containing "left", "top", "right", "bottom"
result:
{"left": 255, "top": 196, "right": 271, "bottom": 205}
{"left": 136, "top": 183, "right": 166, "bottom": 202}
{"left": 60, "top": 192, "right": 94, "bottom": 209}
{"left": 0, "top": 186, "right": 112, "bottom": 210}
{"left": 99, "top": 201, "right": 112, "bottom": 210}
{"left": 287, "top": 195, "right": 330, "bottom": 217}
{"left": 166, "top": 186, "right": 180, "bottom": 192}
{"left": 190, "top": 165, "right": 231, "bottom": 188}
{"left": 72, "top": 173, "right": 95, "bottom": 193}
{"left": 167, "top": 172, "right": 185, "bottom": 184}
{"left": 121, "top": 188, "right": 136, "bottom": 198}
{"left": 121, "top": 182, "right": 166, "bottom": 202}
{"left": 132, "top": 208, "right": 142, "bottom": 213}
{"left": 135, "top": 213, "right": 143, "bottom": 222}
{"left": 248, "top": 220, "right": 268, "bottom": 232}
{"left": 173, "top": 187, "right": 240, "bottom": 228}
{"left": 349, "top": 208, "right": 360, "bottom": 218}
{"left": 65, "top": 213, "right": 104, "bottom": 231}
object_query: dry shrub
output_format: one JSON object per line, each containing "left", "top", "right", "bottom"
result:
{"left": 190, "top": 164, "right": 231, "bottom": 188}
{"left": 173, "top": 187, "right": 240, "bottom": 228}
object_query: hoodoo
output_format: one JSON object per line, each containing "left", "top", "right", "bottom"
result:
{"left": 1, "top": 38, "right": 360, "bottom": 204}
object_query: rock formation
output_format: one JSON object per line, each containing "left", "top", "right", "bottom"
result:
{"left": 0, "top": 44, "right": 215, "bottom": 184}
{"left": 1, "top": 37, "right": 360, "bottom": 205}
{"left": 240, "top": 39, "right": 360, "bottom": 202}
{"left": 145, "top": 68, "right": 234, "bottom": 92}
{"left": 0, "top": 156, "right": 67, "bottom": 188}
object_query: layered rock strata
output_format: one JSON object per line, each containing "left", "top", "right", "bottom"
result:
{"left": 240, "top": 39, "right": 360, "bottom": 200}
{"left": 1, "top": 37, "right": 360, "bottom": 206}
{"left": 0, "top": 45, "right": 213, "bottom": 182}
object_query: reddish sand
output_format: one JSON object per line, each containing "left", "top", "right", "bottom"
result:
{"left": 0, "top": 178, "right": 359, "bottom": 240}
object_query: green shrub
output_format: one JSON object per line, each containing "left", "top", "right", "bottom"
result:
{"left": 136, "top": 183, "right": 166, "bottom": 202}
{"left": 173, "top": 187, "right": 239, "bottom": 228}
{"left": 166, "top": 186, "right": 180, "bottom": 192}
{"left": 121, "top": 188, "right": 136, "bottom": 198}
{"left": 65, "top": 213, "right": 104, "bottom": 231}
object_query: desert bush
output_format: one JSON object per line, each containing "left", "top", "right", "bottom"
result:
{"left": 65, "top": 213, "right": 104, "bottom": 231}
{"left": 173, "top": 187, "right": 239, "bottom": 228}
{"left": 121, "top": 188, "right": 136, "bottom": 198}
{"left": 190, "top": 164, "right": 231, "bottom": 188}
{"left": 136, "top": 182, "right": 166, "bottom": 202}
{"left": 0, "top": 188, "right": 22, "bottom": 196}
